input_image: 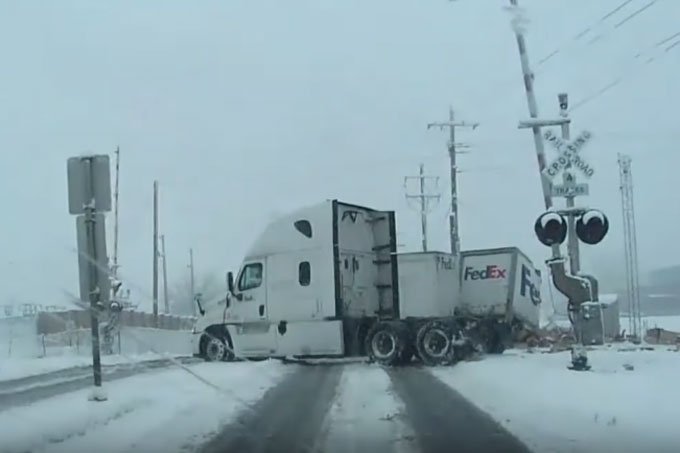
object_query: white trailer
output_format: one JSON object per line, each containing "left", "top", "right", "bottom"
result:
{"left": 457, "top": 248, "right": 542, "bottom": 352}
{"left": 191, "top": 199, "right": 542, "bottom": 366}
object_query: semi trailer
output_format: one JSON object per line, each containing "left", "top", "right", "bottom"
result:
{"left": 191, "top": 199, "right": 542, "bottom": 366}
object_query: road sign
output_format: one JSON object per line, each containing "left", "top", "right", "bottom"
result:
{"left": 542, "top": 129, "right": 595, "bottom": 180}
{"left": 76, "top": 213, "right": 111, "bottom": 305}
{"left": 67, "top": 155, "right": 112, "bottom": 215}
{"left": 551, "top": 183, "right": 589, "bottom": 197}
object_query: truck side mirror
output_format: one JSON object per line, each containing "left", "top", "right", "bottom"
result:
{"left": 534, "top": 212, "right": 567, "bottom": 247}
{"left": 576, "top": 210, "right": 609, "bottom": 245}
{"left": 227, "top": 271, "right": 235, "bottom": 293}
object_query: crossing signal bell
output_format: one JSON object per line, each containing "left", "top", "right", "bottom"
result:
{"left": 534, "top": 212, "right": 567, "bottom": 246}
{"left": 576, "top": 209, "right": 609, "bottom": 245}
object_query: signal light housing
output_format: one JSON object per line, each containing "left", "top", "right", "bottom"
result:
{"left": 576, "top": 210, "right": 609, "bottom": 245}
{"left": 534, "top": 212, "right": 568, "bottom": 247}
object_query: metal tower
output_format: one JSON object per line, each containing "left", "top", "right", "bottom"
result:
{"left": 618, "top": 153, "right": 643, "bottom": 340}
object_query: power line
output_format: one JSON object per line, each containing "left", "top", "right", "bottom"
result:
{"left": 613, "top": 0, "right": 657, "bottom": 29}
{"left": 570, "top": 28, "right": 680, "bottom": 112}
{"left": 538, "top": 0, "right": 637, "bottom": 66}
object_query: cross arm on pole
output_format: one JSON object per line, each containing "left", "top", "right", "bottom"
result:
{"left": 427, "top": 121, "right": 479, "bottom": 130}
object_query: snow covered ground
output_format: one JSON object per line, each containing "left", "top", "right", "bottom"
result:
{"left": 0, "top": 325, "right": 194, "bottom": 381}
{"left": 433, "top": 346, "right": 680, "bottom": 453}
{"left": 0, "top": 352, "right": 184, "bottom": 382}
{"left": 0, "top": 360, "right": 289, "bottom": 453}
{"left": 318, "top": 364, "right": 415, "bottom": 452}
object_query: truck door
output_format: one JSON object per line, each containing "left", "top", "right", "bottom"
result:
{"left": 226, "top": 259, "right": 277, "bottom": 356}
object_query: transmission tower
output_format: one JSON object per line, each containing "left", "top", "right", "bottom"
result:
{"left": 404, "top": 163, "right": 441, "bottom": 251}
{"left": 618, "top": 153, "right": 643, "bottom": 341}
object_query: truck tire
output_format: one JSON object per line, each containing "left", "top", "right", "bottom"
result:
{"left": 203, "top": 335, "right": 227, "bottom": 362}
{"left": 365, "top": 321, "right": 405, "bottom": 367}
{"left": 201, "top": 327, "right": 235, "bottom": 362}
{"left": 416, "top": 320, "right": 456, "bottom": 366}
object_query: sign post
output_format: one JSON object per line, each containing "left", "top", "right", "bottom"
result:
{"left": 67, "top": 154, "right": 112, "bottom": 401}
{"left": 541, "top": 95, "right": 595, "bottom": 276}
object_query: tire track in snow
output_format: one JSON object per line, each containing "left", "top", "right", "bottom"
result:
{"left": 388, "top": 367, "right": 531, "bottom": 453}
{"left": 200, "top": 364, "right": 342, "bottom": 453}
{"left": 316, "top": 364, "right": 418, "bottom": 453}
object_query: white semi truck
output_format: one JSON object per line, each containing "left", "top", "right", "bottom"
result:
{"left": 191, "top": 199, "right": 542, "bottom": 366}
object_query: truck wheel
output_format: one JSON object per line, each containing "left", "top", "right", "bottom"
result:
{"left": 365, "top": 322, "right": 405, "bottom": 367}
{"left": 203, "top": 335, "right": 227, "bottom": 362}
{"left": 416, "top": 321, "right": 456, "bottom": 366}
{"left": 202, "top": 329, "right": 235, "bottom": 362}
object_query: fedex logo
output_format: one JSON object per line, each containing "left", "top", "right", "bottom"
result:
{"left": 464, "top": 265, "right": 506, "bottom": 281}
{"left": 520, "top": 264, "right": 541, "bottom": 306}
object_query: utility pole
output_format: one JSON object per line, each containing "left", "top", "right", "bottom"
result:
{"left": 112, "top": 146, "right": 121, "bottom": 285}
{"left": 160, "top": 234, "right": 169, "bottom": 314}
{"left": 188, "top": 248, "right": 196, "bottom": 316}
{"left": 427, "top": 107, "right": 478, "bottom": 256}
{"left": 152, "top": 180, "right": 159, "bottom": 324}
{"left": 404, "top": 163, "right": 441, "bottom": 251}
{"left": 618, "top": 154, "right": 642, "bottom": 341}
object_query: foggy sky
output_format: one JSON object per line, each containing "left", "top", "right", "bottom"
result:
{"left": 1, "top": 0, "right": 678, "bottom": 311}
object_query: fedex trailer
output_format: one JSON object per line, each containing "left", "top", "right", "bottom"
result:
{"left": 458, "top": 248, "right": 542, "bottom": 352}
{"left": 191, "top": 199, "right": 542, "bottom": 366}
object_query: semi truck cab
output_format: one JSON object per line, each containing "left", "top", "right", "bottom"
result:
{"left": 192, "top": 199, "right": 398, "bottom": 361}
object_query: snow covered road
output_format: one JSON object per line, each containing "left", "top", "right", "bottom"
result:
{"left": 2, "top": 347, "right": 678, "bottom": 453}
{"left": 0, "top": 361, "right": 289, "bottom": 453}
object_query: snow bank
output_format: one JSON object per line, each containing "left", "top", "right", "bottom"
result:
{"left": 319, "top": 364, "right": 414, "bottom": 452}
{"left": 0, "top": 360, "right": 289, "bottom": 453}
{"left": 0, "top": 326, "right": 193, "bottom": 381}
{"left": 0, "top": 352, "right": 176, "bottom": 382}
{"left": 432, "top": 348, "right": 680, "bottom": 453}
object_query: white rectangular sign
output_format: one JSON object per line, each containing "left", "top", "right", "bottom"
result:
{"left": 551, "top": 183, "right": 589, "bottom": 197}
{"left": 67, "top": 155, "right": 112, "bottom": 215}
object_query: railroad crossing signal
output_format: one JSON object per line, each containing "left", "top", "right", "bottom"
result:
{"left": 551, "top": 172, "right": 589, "bottom": 198}
{"left": 542, "top": 129, "right": 595, "bottom": 180}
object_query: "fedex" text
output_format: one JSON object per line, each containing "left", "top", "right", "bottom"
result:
{"left": 464, "top": 265, "right": 506, "bottom": 281}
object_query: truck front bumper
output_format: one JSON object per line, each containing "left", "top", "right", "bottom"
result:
{"left": 191, "top": 331, "right": 203, "bottom": 357}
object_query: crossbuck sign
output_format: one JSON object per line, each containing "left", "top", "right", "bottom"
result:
{"left": 542, "top": 129, "right": 594, "bottom": 180}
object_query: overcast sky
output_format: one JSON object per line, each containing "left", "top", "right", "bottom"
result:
{"left": 0, "top": 0, "right": 678, "bottom": 311}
